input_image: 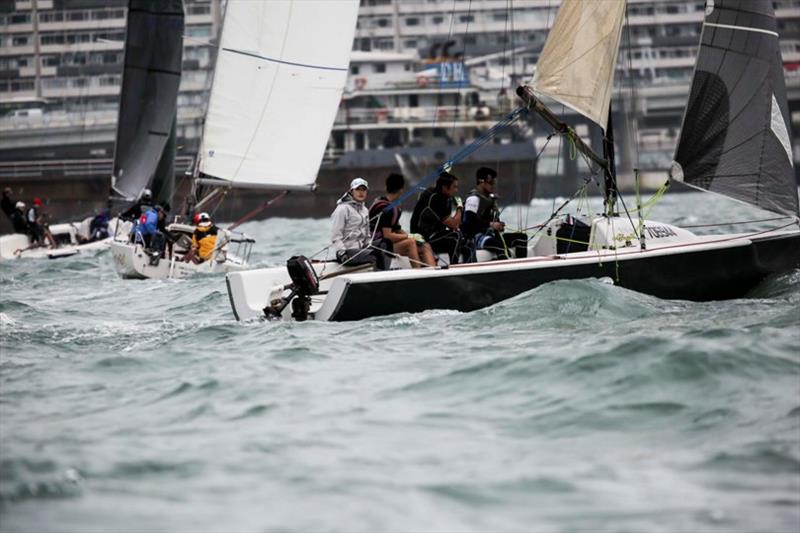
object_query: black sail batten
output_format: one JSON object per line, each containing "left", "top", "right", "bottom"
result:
{"left": 111, "top": 0, "right": 184, "bottom": 201}
{"left": 671, "top": 0, "right": 798, "bottom": 217}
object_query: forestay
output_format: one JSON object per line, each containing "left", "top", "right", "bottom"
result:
{"left": 671, "top": 0, "right": 799, "bottom": 217}
{"left": 111, "top": 0, "right": 184, "bottom": 201}
{"left": 199, "top": 0, "right": 359, "bottom": 190}
{"left": 531, "top": 0, "right": 626, "bottom": 131}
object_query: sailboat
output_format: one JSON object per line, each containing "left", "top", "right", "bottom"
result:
{"left": 110, "top": 0, "right": 360, "bottom": 279}
{"left": 0, "top": 215, "right": 114, "bottom": 261}
{"left": 0, "top": 1, "right": 184, "bottom": 262}
{"left": 226, "top": 0, "right": 800, "bottom": 322}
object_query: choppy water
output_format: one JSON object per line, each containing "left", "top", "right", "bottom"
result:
{"left": 1, "top": 192, "right": 799, "bottom": 533}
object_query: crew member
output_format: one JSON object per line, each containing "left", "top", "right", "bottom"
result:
{"left": 183, "top": 212, "right": 218, "bottom": 264}
{"left": 1, "top": 187, "right": 14, "bottom": 221}
{"left": 26, "top": 197, "right": 56, "bottom": 248}
{"left": 369, "top": 173, "right": 435, "bottom": 268}
{"left": 10, "top": 201, "right": 28, "bottom": 234}
{"left": 120, "top": 189, "right": 153, "bottom": 220}
{"left": 409, "top": 171, "right": 463, "bottom": 264}
{"left": 462, "top": 167, "right": 527, "bottom": 260}
{"left": 331, "top": 178, "right": 388, "bottom": 270}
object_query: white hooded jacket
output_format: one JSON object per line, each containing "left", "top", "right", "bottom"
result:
{"left": 330, "top": 193, "right": 371, "bottom": 253}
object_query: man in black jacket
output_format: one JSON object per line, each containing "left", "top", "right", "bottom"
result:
{"left": 410, "top": 171, "right": 464, "bottom": 264}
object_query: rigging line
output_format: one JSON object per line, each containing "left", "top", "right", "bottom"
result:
{"left": 430, "top": 0, "right": 460, "bottom": 141}
{"left": 498, "top": 0, "right": 511, "bottom": 180}
{"left": 380, "top": 108, "right": 528, "bottom": 215}
{"left": 451, "top": 0, "right": 472, "bottom": 139}
{"left": 623, "top": 5, "right": 640, "bottom": 171}
{"left": 227, "top": 190, "right": 288, "bottom": 231}
{"left": 529, "top": 176, "right": 593, "bottom": 242}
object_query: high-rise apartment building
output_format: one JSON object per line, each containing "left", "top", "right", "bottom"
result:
{"left": 0, "top": 0, "right": 798, "bottom": 186}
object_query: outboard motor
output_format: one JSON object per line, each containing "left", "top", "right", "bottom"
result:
{"left": 263, "top": 255, "right": 319, "bottom": 321}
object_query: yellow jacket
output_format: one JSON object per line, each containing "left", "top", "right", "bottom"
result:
{"left": 192, "top": 225, "right": 218, "bottom": 260}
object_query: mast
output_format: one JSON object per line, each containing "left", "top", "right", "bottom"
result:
{"left": 602, "top": 106, "right": 617, "bottom": 214}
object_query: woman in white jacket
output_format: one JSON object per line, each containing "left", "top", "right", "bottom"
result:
{"left": 330, "top": 178, "right": 388, "bottom": 270}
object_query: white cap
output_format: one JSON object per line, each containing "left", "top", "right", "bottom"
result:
{"left": 349, "top": 177, "right": 369, "bottom": 190}
{"left": 197, "top": 212, "right": 211, "bottom": 227}
{"left": 141, "top": 188, "right": 152, "bottom": 200}
{"left": 15, "top": 201, "right": 25, "bottom": 209}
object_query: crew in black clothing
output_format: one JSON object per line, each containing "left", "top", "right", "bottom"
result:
{"left": 1, "top": 187, "right": 14, "bottom": 221}
{"left": 410, "top": 171, "right": 464, "bottom": 263}
{"left": 120, "top": 188, "right": 153, "bottom": 220}
{"left": 461, "top": 167, "right": 527, "bottom": 260}
{"left": 10, "top": 201, "right": 29, "bottom": 234}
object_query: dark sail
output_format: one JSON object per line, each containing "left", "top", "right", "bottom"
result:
{"left": 111, "top": 0, "right": 184, "bottom": 201}
{"left": 671, "top": 0, "right": 798, "bottom": 217}
{"left": 151, "top": 116, "right": 177, "bottom": 209}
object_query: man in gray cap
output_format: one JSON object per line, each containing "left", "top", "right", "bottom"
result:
{"left": 330, "top": 177, "right": 388, "bottom": 270}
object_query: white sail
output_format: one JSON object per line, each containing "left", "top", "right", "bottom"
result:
{"left": 199, "top": 0, "right": 359, "bottom": 190}
{"left": 532, "top": 0, "right": 626, "bottom": 131}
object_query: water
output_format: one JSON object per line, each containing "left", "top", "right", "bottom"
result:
{"left": 1, "top": 192, "right": 799, "bottom": 532}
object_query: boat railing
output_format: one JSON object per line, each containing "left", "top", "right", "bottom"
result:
{"left": 334, "top": 104, "right": 501, "bottom": 127}
{"left": 224, "top": 230, "right": 254, "bottom": 264}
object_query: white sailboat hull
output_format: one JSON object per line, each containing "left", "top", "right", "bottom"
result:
{"left": 109, "top": 240, "right": 249, "bottom": 280}
{"left": 109, "top": 222, "right": 252, "bottom": 280}
{"left": 0, "top": 218, "right": 116, "bottom": 261}
{"left": 226, "top": 218, "right": 800, "bottom": 322}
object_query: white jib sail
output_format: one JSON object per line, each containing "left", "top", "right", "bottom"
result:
{"left": 532, "top": 0, "right": 626, "bottom": 131}
{"left": 199, "top": 0, "right": 359, "bottom": 190}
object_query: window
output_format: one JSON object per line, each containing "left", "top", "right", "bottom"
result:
{"left": 432, "top": 16, "right": 444, "bottom": 24}
{"left": 405, "top": 39, "right": 417, "bottom": 48}
{"left": 99, "top": 76, "right": 120, "bottom": 87}
{"left": 10, "top": 80, "right": 35, "bottom": 92}
{"left": 12, "top": 36, "right": 30, "bottom": 47}
{"left": 68, "top": 11, "right": 88, "bottom": 21}
{"left": 43, "top": 78, "right": 67, "bottom": 89}
{"left": 10, "top": 13, "right": 31, "bottom": 24}
{"left": 493, "top": 12, "right": 508, "bottom": 21}
{"left": 376, "top": 18, "right": 389, "bottom": 28}
{"left": 92, "top": 9, "right": 124, "bottom": 20}
{"left": 350, "top": 65, "right": 360, "bottom": 75}
{"left": 186, "top": 25, "right": 212, "bottom": 38}
{"left": 39, "top": 12, "right": 64, "bottom": 23}
{"left": 187, "top": 4, "right": 211, "bottom": 15}
{"left": 459, "top": 14, "right": 474, "bottom": 23}
{"left": 374, "top": 63, "right": 386, "bottom": 73}
{"left": 42, "top": 55, "right": 60, "bottom": 67}
{"left": 405, "top": 17, "right": 419, "bottom": 26}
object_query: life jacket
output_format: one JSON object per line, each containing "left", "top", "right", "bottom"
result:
{"left": 467, "top": 188, "right": 499, "bottom": 225}
{"left": 192, "top": 225, "right": 219, "bottom": 260}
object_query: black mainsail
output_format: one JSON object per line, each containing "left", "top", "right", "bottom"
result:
{"left": 671, "top": 0, "right": 798, "bottom": 217}
{"left": 111, "top": 0, "right": 184, "bottom": 203}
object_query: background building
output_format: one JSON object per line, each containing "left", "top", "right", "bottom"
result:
{"left": 0, "top": 0, "right": 798, "bottom": 223}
